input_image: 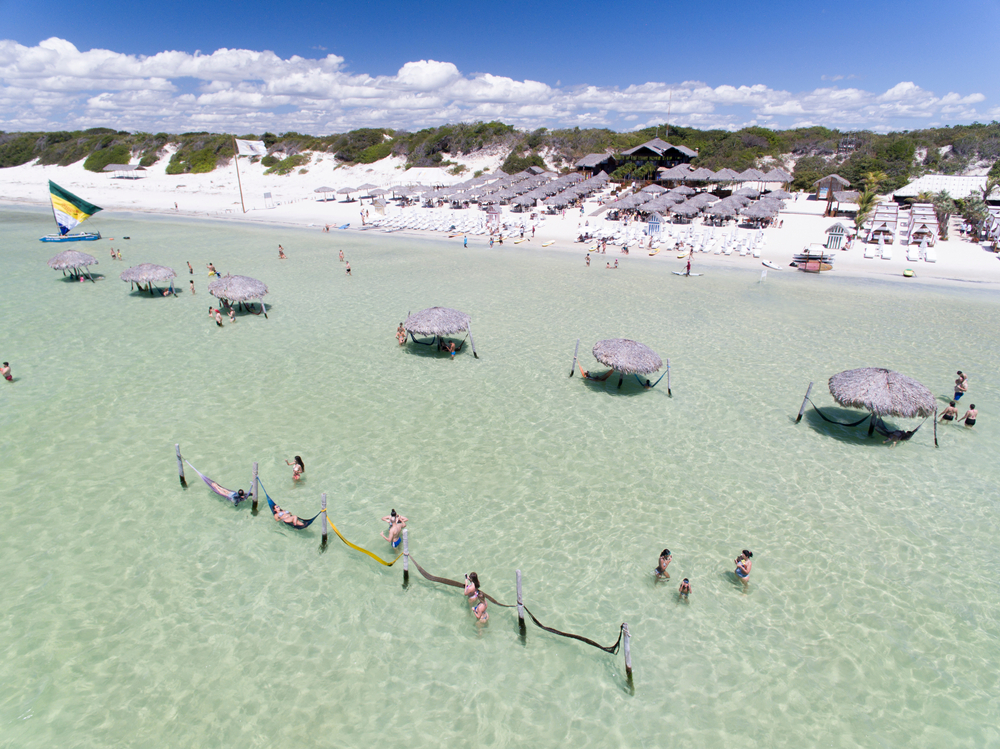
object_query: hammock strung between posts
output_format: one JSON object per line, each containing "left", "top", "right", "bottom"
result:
{"left": 523, "top": 606, "right": 624, "bottom": 655}
{"left": 805, "top": 398, "right": 873, "bottom": 427}
{"left": 633, "top": 371, "right": 668, "bottom": 389}
{"left": 410, "top": 556, "right": 623, "bottom": 653}
{"left": 184, "top": 460, "right": 249, "bottom": 505}
{"left": 408, "top": 332, "right": 436, "bottom": 346}
{"left": 872, "top": 415, "right": 928, "bottom": 441}
{"left": 578, "top": 363, "right": 612, "bottom": 381}
{"left": 326, "top": 516, "right": 403, "bottom": 566}
{"left": 258, "top": 479, "right": 320, "bottom": 529}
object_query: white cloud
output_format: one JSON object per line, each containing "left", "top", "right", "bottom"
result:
{"left": 0, "top": 38, "right": 992, "bottom": 134}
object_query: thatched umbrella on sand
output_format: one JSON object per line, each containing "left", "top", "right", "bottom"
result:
{"left": 120, "top": 263, "right": 177, "bottom": 296}
{"left": 589, "top": 338, "right": 667, "bottom": 390}
{"left": 209, "top": 274, "right": 269, "bottom": 317}
{"left": 798, "top": 367, "right": 938, "bottom": 445}
{"left": 48, "top": 250, "right": 99, "bottom": 281}
{"left": 403, "top": 307, "right": 478, "bottom": 358}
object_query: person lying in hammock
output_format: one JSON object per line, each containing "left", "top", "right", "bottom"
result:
{"left": 578, "top": 362, "right": 613, "bottom": 381}
{"left": 874, "top": 417, "right": 916, "bottom": 448}
{"left": 437, "top": 338, "right": 464, "bottom": 353}
{"left": 271, "top": 503, "right": 309, "bottom": 529}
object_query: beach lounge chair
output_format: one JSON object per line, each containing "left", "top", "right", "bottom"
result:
{"left": 864, "top": 244, "right": 876, "bottom": 259}
{"left": 881, "top": 244, "right": 892, "bottom": 260}
{"left": 924, "top": 245, "right": 937, "bottom": 262}
{"left": 906, "top": 245, "right": 919, "bottom": 262}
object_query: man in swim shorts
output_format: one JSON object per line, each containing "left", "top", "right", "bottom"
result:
{"left": 959, "top": 404, "right": 977, "bottom": 428}
{"left": 381, "top": 510, "right": 407, "bottom": 548}
{"left": 954, "top": 371, "right": 968, "bottom": 401}
{"left": 1, "top": 362, "right": 11, "bottom": 382}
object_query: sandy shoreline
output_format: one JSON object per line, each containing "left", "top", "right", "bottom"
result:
{"left": 4, "top": 155, "right": 999, "bottom": 290}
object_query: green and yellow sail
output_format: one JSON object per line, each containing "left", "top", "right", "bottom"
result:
{"left": 49, "top": 181, "right": 102, "bottom": 235}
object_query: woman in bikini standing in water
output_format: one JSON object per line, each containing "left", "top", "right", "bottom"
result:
{"left": 734, "top": 549, "right": 753, "bottom": 589}
{"left": 464, "top": 572, "right": 489, "bottom": 623}
{"left": 285, "top": 455, "right": 304, "bottom": 481}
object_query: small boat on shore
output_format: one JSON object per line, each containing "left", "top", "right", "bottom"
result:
{"left": 791, "top": 244, "right": 836, "bottom": 273}
{"left": 40, "top": 181, "right": 103, "bottom": 242}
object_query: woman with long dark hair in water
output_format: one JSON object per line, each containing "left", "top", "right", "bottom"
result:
{"left": 734, "top": 549, "right": 753, "bottom": 588}
{"left": 285, "top": 455, "right": 304, "bottom": 481}
{"left": 464, "top": 572, "right": 489, "bottom": 623}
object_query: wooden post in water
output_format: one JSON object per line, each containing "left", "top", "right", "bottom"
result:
{"left": 933, "top": 407, "right": 938, "bottom": 448}
{"left": 666, "top": 358, "right": 672, "bottom": 397}
{"left": 516, "top": 569, "right": 526, "bottom": 636}
{"left": 175, "top": 444, "right": 187, "bottom": 487}
{"left": 320, "top": 493, "right": 328, "bottom": 551}
{"left": 867, "top": 413, "right": 876, "bottom": 437}
{"left": 569, "top": 338, "right": 580, "bottom": 377}
{"left": 795, "top": 382, "right": 813, "bottom": 423}
{"left": 466, "top": 324, "right": 478, "bottom": 359}
{"left": 251, "top": 461, "right": 259, "bottom": 515}
{"left": 402, "top": 528, "right": 409, "bottom": 587}
{"left": 623, "top": 622, "right": 633, "bottom": 684}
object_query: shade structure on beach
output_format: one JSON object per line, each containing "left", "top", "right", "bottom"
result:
{"left": 828, "top": 368, "right": 936, "bottom": 418}
{"left": 356, "top": 183, "right": 377, "bottom": 192}
{"left": 766, "top": 189, "right": 793, "bottom": 200}
{"left": 742, "top": 202, "right": 779, "bottom": 219}
{"left": 48, "top": 250, "right": 98, "bottom": 271}
{"left": 710, "top": 168, "right": 740, "bottom": 182}
{"left": 592, "top": 338, "right": 662, "bottom": 376}
{"left": 733, "top": 187, "right": 760, "bottom": 198}
{"left": 314, "top": 186, "right": 335, "bottom": 194}
{"left": 336, "top": 186, "right": 354, "bottom": 194}
{"left": 404, "top": 307, "right": 471, "bottom": 337}
{"left": 120, "top": 263, "right": 176, "bottom": 294}
{"left": 641, "top": 184, "right": 667, "bottom": 194}
{"left": 209, "top": 274, "right": 268, "bottom": 303}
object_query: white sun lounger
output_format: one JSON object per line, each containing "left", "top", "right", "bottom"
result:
{"left": 924, "top": 245, "right": 937, "bottom": 262}
{"left": 906, "top": 245, "right": 919, "bottom": 262}
{"left": 881, "top": 245, "right": 892, "bottom": 260}
{"left": 864, "top": 244, "right": 877, "bottom": 259}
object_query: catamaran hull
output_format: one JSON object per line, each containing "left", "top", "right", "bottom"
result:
{"left": 39, "top": 232, "right": 102, "bottom": 242}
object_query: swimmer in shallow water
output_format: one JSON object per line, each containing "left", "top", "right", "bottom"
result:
{"left": 653, "top": 549, "right": 672, "bottom": 580}
{"left": 679, "top": 579, "right": 691, "bottom": 598}
{"left": 939, "top": 401, "right": 958, "bottom": 422}
{"left": 285, "top": 455, "right": 304, "bottom": 481}
{"left": 1, "top": 361, "right": 12, "bottom": 382}
{"left": 734, "top": 549, "right": 753, "bottom": 588}
{"left": 380, "top": 509, "right": 407, "bottom": 548}
{"left": 959, "top": 404, "right": 978, "bottom": 428}
{"left": 464, "top": 572, "right": 489, "bottom": 623}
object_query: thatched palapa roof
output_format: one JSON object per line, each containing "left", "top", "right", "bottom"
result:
{"left": 48, "top": 250, "right": 98, "bottom": 270}
{"left": 208, "top": 274, "right": 268, "bottom": 302}
{"left": 404, "top": 307, "right": 471, "bottom": 336}
{"left": 828, "top": 368, "right": 936, "bottom": 418}
{"left": 592, "top": 338, "right": 663, "bottom": 375}
{"left": 120, "top": 263, "right": 176, "bottom": 284}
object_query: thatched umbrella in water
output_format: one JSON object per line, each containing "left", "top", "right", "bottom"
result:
{"left": 120, "top": 263, "right": 177, "bottom": 296}
{"left": 48, "top": 249, "right": 98, "bottom": 282}
{"left": 590, "top": 338, "right": 666, "bottom": 390}
{"left": 799, "top": 367, "right": 938, "bottom": 445}
{"left": 209, "top": 274, "right": 269, "bottom": 318}
{"left": 403, "top": 306, "right": 478, "bottom": 358}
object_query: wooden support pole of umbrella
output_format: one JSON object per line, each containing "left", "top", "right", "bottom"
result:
{"left": 569, "top": 338, "right": 580, "bottom": 377}
{"left": 251, "top": 461, "right": 259, "bottom": 515}
{"left": 796, "top": 382, "right": 813, "bottom": 423}
{"left": 666, "top": 358, "right": 672, "bottom": 397}
{"left": 175, "top": 444, "right": 187, "bottom": 487}
{"left": 402, "top": 528, "right": 409, "bottom": 588}
{"left": 320, "top": 493, "right": 328, "bottom": 551}
{"left": 467, "top": 323, "right": 478, "bottom": 358}
{"left": 516, "top": 569, "right": 526, "bottom": 638}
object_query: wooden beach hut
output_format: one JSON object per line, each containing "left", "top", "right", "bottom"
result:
{"left": 403, "top": 307, "right": 478, "bottom": 358}
{"left": 120, "top": 263, "right": 177, "bottom": 295}
{"left": 209, "top": 274, "right": 269, "bottom": 317}
{"left": 48, "top": 250, "right": 98, "bottom": 282}
{"left": 795, "top": 367, "right": 938, "bottom": 446}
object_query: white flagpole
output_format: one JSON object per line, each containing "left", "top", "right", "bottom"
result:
{"left": 234, "top": 138, "right": 246, "bottom": 214}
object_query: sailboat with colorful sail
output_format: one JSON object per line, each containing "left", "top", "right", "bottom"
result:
{"left": 40, "top": 181, "right": 103, "bottom": 242}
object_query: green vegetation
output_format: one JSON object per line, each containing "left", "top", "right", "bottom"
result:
{"left": 83, "top": 144, "right": 132, "bottom": 172}
{"left": 3, "top": 121, "right": 1000, "bottom": 189}
{"left": 264, "top": 153, "right": 310, "bottom": 175}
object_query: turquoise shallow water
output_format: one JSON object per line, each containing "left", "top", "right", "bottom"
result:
{"left": 1, "top": 207, "right": 999, "bottom": 748}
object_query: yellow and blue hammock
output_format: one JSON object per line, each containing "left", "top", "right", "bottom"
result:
{"left": 258, "top": 479, "right": 320, "bottom": 530}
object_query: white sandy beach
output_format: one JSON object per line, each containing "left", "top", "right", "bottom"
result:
{"left": 3, "top": 151, "right": 999, "bottom": 288}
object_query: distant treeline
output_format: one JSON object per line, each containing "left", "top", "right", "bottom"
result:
{"left": 2, "top": 121, "right": 1000, "bottom": 192}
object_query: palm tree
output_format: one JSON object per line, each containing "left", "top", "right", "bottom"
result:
{"left": 854, "top": 189, "right": 878, "bottom": 234}
{"left": 863, "top": 170, "right": 888, "bottom": 193}
{"left": 981, "top": 175, "right": 999, "bottom": 203}
{"left": 933, "top": 191, "right": 956, "bottom": 240}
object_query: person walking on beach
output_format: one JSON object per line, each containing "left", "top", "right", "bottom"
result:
{"left": 939, "top": 401, "right": 959, "bottom": 422}
{"left": 531, "top": 225, "right": 535, "bottom": 238}
{"left": 110, "top": 248, "right": 116, "bottom": 261}
{"left": 345, "top": 261, "right": 352, "bottom": 276}
{"left": 463, "top": 235, "right": 468, "bottom": 248}
{"left": 278, "top": 245, "right": 286, "bottom": 259}
{"left": 586, "top": 253, "right": 590, "bottom": 267}
{"left": 339, "top": 249, "right": 344, "bottom": 263}
{"left": 954, "top": 371, "right": 968, "bottom": 401}
{"left": 116, "top": 249, "right": 121, "bottom": 261}
{"left": 653, "top": 549, "right": 672, "bottom": 580}
{"left": 959, "top": 404, "right": 978, "bottom": 428}
{"left": 734, "top": 550, "right": 753, "bottom": 588}
{"left": 187, "top": 261, "right": 193, "bottom": 275}
{"left": 614, "top": 259, "right": 619, "bottom": 269}
{"left": 285, "top": 455, "right": 305, "bottom": 481}
{"left": 464, "top": 572, "right": 489, "bottom": 623}
{"left": 189, "top": 280, "right": 195, "bottom": 295}
{"left": 1, "top": 362, "right": 12, "bottom": 382}
{"left": 381, "top": 509, "right": 407, "bottom": 548}
{"left": 489, "top": 236, "right": 494, "bottom": 249}
{"left": 498, "top": 235, "right": 503, "bottom": 246}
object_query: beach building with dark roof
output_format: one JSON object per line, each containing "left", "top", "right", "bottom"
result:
{"left": 620, "top": 138, "right": 697, "bottom": 170}
{"left": 575, "top": 153, "right": 618, "bottom": 177}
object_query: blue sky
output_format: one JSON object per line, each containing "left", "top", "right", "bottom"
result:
{"left": 2, "top": 0, "right": 998, "bottom": 134}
